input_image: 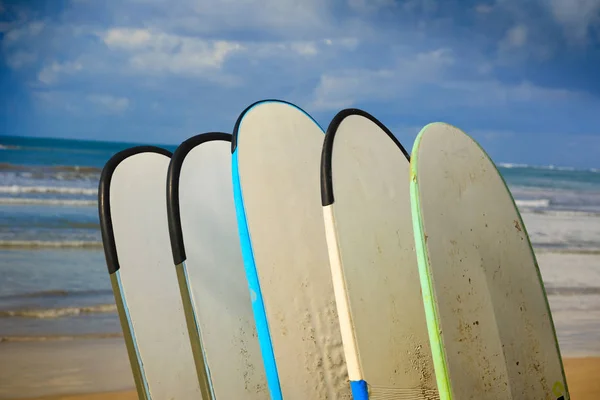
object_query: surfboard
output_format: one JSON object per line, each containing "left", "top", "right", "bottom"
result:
{"left": 166, "top": 132, "right": 269, "bottom": 399}
{"left": 320, "top": 109, "right": 439, "bottom": 399}
{"left": 409, "top": 122, "right": 569, "bottom": 400}
{"left": 98, "top": 147, "right": 206, "bottom": 400}
{"left": 232, "top": 100, "right": 352, "bottom": 400}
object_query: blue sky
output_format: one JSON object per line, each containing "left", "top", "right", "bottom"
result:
{"left": 1, "top": 0, "right": 599, "bottom": 168}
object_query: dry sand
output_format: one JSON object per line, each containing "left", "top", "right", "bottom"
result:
{"left": 563, "top": 358, "right": 600, "bottom": 400}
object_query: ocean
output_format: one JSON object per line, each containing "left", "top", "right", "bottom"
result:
{"left": 0, "top": 136, "right": 176, "bottom": 341}
{"left": 0, "top": 135, "right": 599, "bottom": 356}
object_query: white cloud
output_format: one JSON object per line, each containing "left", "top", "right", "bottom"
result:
{"left": 311, "top": 48, "right": 455, "bottom": 110}
{"left": 32, "top": 91, "right": 129, "bottom": 113}
{"left": 496, "top": 24, "right": 530, "bottom": 61}
{"left": 135, "top": 0, "right": 330, "bottom": 39}
{"left": 4, "top": 0, "right": 598, "bottom": 144}
{"left": 546, "top": 0, "right": 600, "bottom": 43}
{"left": 475, "top": 4, "right": 494, "bottom": 13}
{"left": 32, "top": 90, "right": 83, "bottom": 113}
{"left": 6, "top": 51, "right": 37, "bottom": 69}
{"left": 312, "top": 68, "right": 395, "bottom": 110}
{"left": 437, "top": 79, "right": 582, "bottom": 108}
{"left": 129, "top": 39, "right": 242, "bottom": 71}
{"left": 103, "top": 28, "right": 153, "bottom": 48}
{"left": 505, "top": 25, "right": 528, "bottom": 48}
{"left": 102, "top": 28, "right": 242, "bottom": 71}
{"left": 347, "top": 0, "right": 396, "bottom": 13}
{"left": 290, "top": 42, "right": 318, "bottom": 56}
{"left": 324, "top": 37, "right": 359, "bottom": 50}
{"left": 311, "top": 53, "right": 585, "bottom": 112}
{"left": 495, "top": 20, "right": 557, "bottom": 63}
{"left": 400, "top": 0, "right": 438, "bottom": 13}
{"left": 3, "top": 21, "right": 45, "bottom": 46}
{"left": 37, "top": 61, "right": 83, "bottom": 84}
{"left": 87, "top": 94, "right": 130, "bottom": 112}
{"left": 97, "top": 27, "right": 360, "bottom": 85}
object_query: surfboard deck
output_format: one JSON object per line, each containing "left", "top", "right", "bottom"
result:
{"left": 166, "top": 132, "right": 268, "bottom": 399}
{"left": 232, "top": 100, "right": 352, "bottom": 400}
{"left": 409, "top": 122, "right": 569, "bottom": 400}
{"left": 320, "top": 109, "right": 438, "bottom": 400}
{"left": 98, "top": 147, "right": 206, "bottom": 400}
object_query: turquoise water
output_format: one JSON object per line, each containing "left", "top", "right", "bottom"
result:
{"left": 1, "top": 135, "right": 599, "bottom": 340}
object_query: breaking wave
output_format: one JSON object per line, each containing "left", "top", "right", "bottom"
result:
{"left": 515, "top": 199, "right": 550, "bottom": 208}
{"left": 0, "top": 197, "right": 96, "bottom": 206}
{"left": 0, "top": 304, "right": 117, "bottom": 319}
{"left": 0, "top": 163, "right": 101, "bottom": 173}
{"left": 498, "top": 163, "right": 599, "bottom": 173}
{"left": 0, "top": 240, "right": 102, "bottom": 249}
{"left": 0, "top": 332, "right": 123, "bottom": 342}
{"left": 0, "top": 185, "right": 96, "bottom": 196}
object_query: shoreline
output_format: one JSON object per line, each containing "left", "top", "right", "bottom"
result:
{"left": 16, "top": 357, "right": 600, "bottom": 400}
{"left": 1, "top": 247, "right": 598, "bottom": 399}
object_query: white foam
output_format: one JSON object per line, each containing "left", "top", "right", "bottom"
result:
{"left": 0, "top": 240, "right": 102, "bottom": 248}
{"left": 515, "top": 199, "right": 550, "bottom": 208}
{"left": 498, "top": 163, "right": 596, "bottom": 173}
{"left": 0, "top": 198, "right": 96, "bottom": 207}
{"left": 0, "top": 185, "right": 96, "bottom": 196}
{"left": 497, "top": 163, "right": 529, "bottom": 169}
{"left": 0, "top": 304, "right": 117, "bottom": 319}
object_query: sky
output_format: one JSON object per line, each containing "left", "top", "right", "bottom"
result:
{"left": 0, "top": 0, "right": 599, "bottom": 168}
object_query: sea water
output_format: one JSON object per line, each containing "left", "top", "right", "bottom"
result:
{"left": 0, "top": 136, "right": 176, "bottom": 340}
{"left": 0, "top": 136, "right": 598, "bottom": 355}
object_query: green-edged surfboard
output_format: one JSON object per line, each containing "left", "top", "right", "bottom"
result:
{"left": 409, "top": 122, "right": 569, "bottom": 400}
{"left": 98, "top": 147, "right": 207, "bottom": 400}
{"left": 320, "top": 109, "right": 438, "bottom": 399}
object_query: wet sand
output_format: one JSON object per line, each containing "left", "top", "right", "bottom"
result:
{"left": 0, "top": 338, "right": 133, "bottom": 400}
{"left": 16, "top": 357, "right": 600, "bottom": 400}
{"left": 2, "top": 331, "right": 598, "bottom": 400}
{"left": 23, "top": 392, "right": 136, "bottom": 400}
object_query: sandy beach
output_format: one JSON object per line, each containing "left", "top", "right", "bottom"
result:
{"left": 3, "top": 341, "right": 599, "bottom": 400}
{"left": 1, "top": 165, "right": 599, "bottom": 400}
{"left": 1, "top": 246, "right": 599, "bottom": 400}
{"left": 13, "top": 358, "right": 600, "bottom": 400}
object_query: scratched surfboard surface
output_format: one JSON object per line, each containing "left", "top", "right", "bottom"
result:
{"left": 409, "top": 122, "right": 569, "bottom": 400}
{"left": 320, "top": 109, "right": 438, "bottom": 400}
{"left": 232, "top": 100, "right": 351, "bottom": 400}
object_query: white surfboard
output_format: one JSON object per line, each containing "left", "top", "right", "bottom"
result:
{"left": 232, "top": 100, "right": 352, "bottom": 400}
{"left": 98, "top": 147, "right": 206, "bottom": 400}
{"left": 409, "top": 122, "right": 569, "bottom": 400}
{"left": 320, "top": 109, "right": 439, "bottom": 399}
{"left": 166, "top": 132, "right": 269, "bottom": 399}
